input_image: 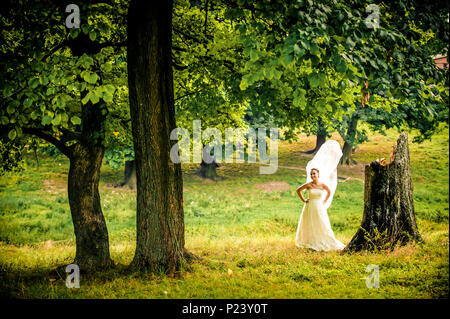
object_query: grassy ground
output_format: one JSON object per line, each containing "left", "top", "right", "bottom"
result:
{"left": 0, "top": 126, "right": 448, "bottom": 298}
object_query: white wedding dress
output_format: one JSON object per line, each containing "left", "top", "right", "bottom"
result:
{"left": 295, "top": 188, "right": 345, "bottom": 251}
{"left": 295, "top": 140, "right": 345, "bottom": 251}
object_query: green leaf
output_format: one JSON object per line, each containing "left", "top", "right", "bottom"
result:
{"left": 46, "top": 87, "right": 55, "bottom": 96}
{"left": 239, "top": 75, "right": 249, "bottom": 90}
{"left": 273, "top": 70, "right": 282, "bottom": 80}
{"left": 316, "top": 98, "right": 327, "bottom": 111}
{"left": 318, "top": 73, "right": 327, "bottom": 87}
{"left": 104, "top": 84, "right": 116, "bottom": 94}
{"left": 82, "top": 24, "right": 90, "bottom": 35}
{"left": 280, "top": 54, "right": 293, "bottom": 68}
{"left": 249, "top": 49, "right": 258, "bottom": 61}
{"left": 342, "top": 92, "right": 353, "bottom": 104}
{"left": 71, "top": 116, "right": 82, "bottom": 125}
{"left": 0, "top": 116, "right": 9, "bottom": 125}
{"left": 28, "top": 77, "right": 39, "bottom": 89}
{"left": 300, "top": 40, "right": 310, "bottom": 50}
{"left": 87, "top": 73, "right": 98, "bottom": 84}
{"left": 90, "top": 91, "right": 100, "bottom": 104}
{"left": 23, "top": 97, "right": 33, "bottom": 108}
{"left": 293, "top": 88, "right": 307, "bottom": 109}
{"left": 89, "top": 31, "right": 97, "bottom": 41}
{"left": 332, "top": 35, "right": 346, "bottom": 42}
{"left": 81, "top": 70, "right": 89, "bottom": 81}
{"left": 69, "top": 28, "right": 80, "bottom": 39}
{"left": 7, "top": 104, "right": 15, "bottom": 115}
{"left": 81, "top": 56, "right": 94, "bottom": 69}
{"left": 81, "top": 92, "right": 91, "bottom": 105}
{"left": 103, "top": 92, "right": 113, "bottom": 103}
{"left": 51, "top": 114, "right": 61, "bottom": 126}
{"left": 42, "top": 115, "right": 52, "bottom": 126}
{"left": 39, "top": 76, "right": 49, "bottom": 85}
{"left": 308, "top": 72, "right": 320, "bottom": 87}
{"left": 8, "top": 129, "right": 17, "bottom": 140}
{"left": 102, "top": 62, "right": 112, "bottom": 72}
{"left": 310, "top": 43, "right": 320, "bottom": 56}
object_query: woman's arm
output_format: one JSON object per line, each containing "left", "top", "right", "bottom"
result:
{"left": 296, "top": 183, "right": 309, "bottom": 203}
{"left": 322, "top": 183, "right": 331, "bottom": 204}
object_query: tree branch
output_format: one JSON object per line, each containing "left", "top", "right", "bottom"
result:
{"left": 22, "top": 127, "right": 72, "bottom": 157}
{"left": 60, "top": 127, "right": 82, "bottom": 142}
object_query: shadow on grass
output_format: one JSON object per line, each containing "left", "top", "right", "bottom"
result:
{"left": 0, "top": 255, "right": 201, "bottom": 299}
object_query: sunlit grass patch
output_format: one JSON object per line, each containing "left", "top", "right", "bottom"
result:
{"left": 0, "top": 126, "right": 448, "bottom": 298}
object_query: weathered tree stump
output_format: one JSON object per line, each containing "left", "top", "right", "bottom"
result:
{"left": 345, "top": 133, "right": 422, "bottom": 252}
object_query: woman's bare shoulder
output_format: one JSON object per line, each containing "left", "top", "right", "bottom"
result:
{"left": 297, "top": 182, "right": 311, "bottom": 190}
{"left": 319, "top": 182, "right": 330, "bottom": 189}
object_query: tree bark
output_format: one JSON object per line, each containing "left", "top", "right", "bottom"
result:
{"left": 127, "top": 0, "right": 185, "bottom": 273}
{"left": 68, "top": 143, "right": 113, "bottom": 271}
{"left": 345, "top": 133, "right": 422, "bottom": 252}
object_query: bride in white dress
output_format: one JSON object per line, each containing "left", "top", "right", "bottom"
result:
{"left": 295, "top": 140, "right": 345, "bottom": 251}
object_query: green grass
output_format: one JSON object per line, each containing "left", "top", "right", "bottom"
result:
{"left": 0, "top": 126, "right": 448, "bottom": 298}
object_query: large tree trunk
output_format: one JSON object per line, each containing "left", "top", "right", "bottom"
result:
{"left": 127, "top": 0, "right": 185, "bottom": 273}
{"left": 68, "top": 143, "right": 113, "bottom": 271}
{"left": 340, "top": 112, "right": 359, "bottom": 165}
{"left": 345, "top": 133, "right": 422, "bottom": 252}
{"left": 67, "top": 97, "right": 112, "bottom": 271}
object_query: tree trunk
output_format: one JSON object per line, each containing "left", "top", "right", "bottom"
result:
{"left": 303, "top": 121, "right": 327, "bottom": 154}
{"left": 303, "top": 133, "right": 326, "bottom": 154}
{"left": 68, "top": 143, "right": 113, "bottom": 271}
{"left": 340, "top": 112, "right": 359, "bottom": 165}
{"left": 340, "top": 141, "right": 357, "bottom": 165}
{"left": 127, "top": 0, "right": 185, "bottom": 273}
{"left": 116, "top": 160, "right": 136, "bottom": 189}
{"left": 345, "top": 133, "right": 422, "bottom": 252}
{"left": 197, "top": 160, "right": 219, "bottom": 179}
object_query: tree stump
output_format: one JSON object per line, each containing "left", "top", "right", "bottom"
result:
{"left": 345, "top": 133, "right": 422, "bottom": 252}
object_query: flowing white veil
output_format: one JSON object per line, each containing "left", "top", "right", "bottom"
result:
{"left": 305, "top": 140, "right": 343, "bottom": 210}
